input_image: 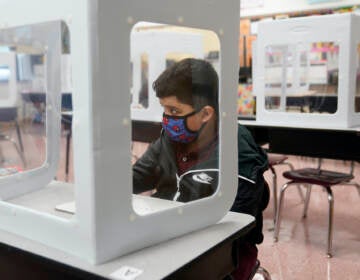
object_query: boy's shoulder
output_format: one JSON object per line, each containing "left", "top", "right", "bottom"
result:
{"left": 237, "top": 124, "right": 257, "bottom": 150}
{"left": 237, "top": 123, "right": 252, "bottom": 137}
{"left": 237, "top": 123, "right": 269, "bottom": 178}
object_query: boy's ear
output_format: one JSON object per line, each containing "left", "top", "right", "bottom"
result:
{"left": 200, "top": 105, "right": 215, "bottom": 123}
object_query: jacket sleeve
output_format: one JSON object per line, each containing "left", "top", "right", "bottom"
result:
{"left": 132, "top": 139, "right": 162, "bottom": 194}
{"left": 230, "top": 173, "right": 269, "bottom": 244}
{"left": 230, "top": 173, "right": 264, "bottom": 217}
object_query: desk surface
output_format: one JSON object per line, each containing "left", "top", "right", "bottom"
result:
{"left": 3, "top": 181, "right": 255, "bottom": 280}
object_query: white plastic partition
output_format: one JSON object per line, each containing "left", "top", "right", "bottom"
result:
{"left": 0, "top": 0, "right": 239, "bottom": 264}
{"left": 255, "top": 13, "right": 360, "bottom": 128}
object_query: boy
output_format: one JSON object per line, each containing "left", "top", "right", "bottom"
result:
{"left": 133, "top": 58, "right": 268, "bottom": 279}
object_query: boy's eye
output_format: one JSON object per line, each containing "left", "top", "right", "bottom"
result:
{"left": 170, "top": 108, "right": 179, "bottom": 114}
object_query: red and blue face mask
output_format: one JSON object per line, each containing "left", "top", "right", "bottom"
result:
{"left": 162, "top": 111, "right": 201, "bottom": 143}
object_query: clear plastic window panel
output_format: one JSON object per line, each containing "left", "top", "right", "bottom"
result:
{"left": 130, "top": 22, "right": 220, "bottom": 215}
{"left": 0, "top": 21, "right": 74, "bottom": 219}
{"left": 0, "top": 26, "right": 48, "bottom": 174}
{"left": 130, "top": 53, "right": 149, "bottom": 109}
{"left": 264, "top": 42, "right": 339, "bottom": 114}
{"left": 264, "top": 45, "right": 294, "bottom": 111}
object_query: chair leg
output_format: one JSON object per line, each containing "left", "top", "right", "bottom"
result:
{"left": 322, "top": 185, "right": 334, "bottom": 258}
{"left": 270, "top": 166, "right": 277, "bottom": 225}
{"left": 282, "top": 162, "right": 304, "bottom": 202}
{"left": 15, "top": 120, "right": 27, "bottom": 167}
{"left": 296, "top": 185, "right": 305, "bottom": 202}
{"left": 274, "top": 181, "right": 294, "bottom": 242}
{"left": 2, "top": 135, "right": 26, "bottom": 168}
{"left": 65, "top": 128, "right": 71, "bottom": 182}
{"left": 282, "top": 162, "right": 294, "bottom": 171}
{"left": 302, "top": 184, "right": 312, "bottom": 218}
{"left": 15, "top": 120, "right": 24, "bottom": 153}
{"left": 344, "top": 182, "right": 360, "bottom": 196}
{"left": 355, "top": 183, "right": 360, "bottom": 197}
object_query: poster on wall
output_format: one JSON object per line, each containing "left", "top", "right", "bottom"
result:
{"left": 240, "top": 0, "right": 264, "bottom": 9}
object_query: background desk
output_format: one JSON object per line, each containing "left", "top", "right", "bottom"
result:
{"left": 2, "top": 181, "right": 255, "bottom": 280}
{"left": 21, "top": 92, "right": 72, "bottom": 106}
{"left": 239, "top": 120, "right": 360, "bottom": 161}
{"left": 261, "top": 94, "right": 360, "bottom": 114}
{"left": 21, "top": 91, "right": 72, "bottom": 120}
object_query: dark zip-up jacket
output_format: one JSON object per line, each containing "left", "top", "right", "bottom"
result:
{"left": 133, "top": 124, "right": 269, "bottom": 244}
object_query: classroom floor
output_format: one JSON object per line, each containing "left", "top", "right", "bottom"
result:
{"left": 1, "top": 122, "right": 359, "bottom": 280}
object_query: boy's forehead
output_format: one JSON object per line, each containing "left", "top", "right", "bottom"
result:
{"left": 159, "top": 96, "right": 194, "bottom": 109}
{"left": 159, "top": 96, "right": 181, "bottom": 106}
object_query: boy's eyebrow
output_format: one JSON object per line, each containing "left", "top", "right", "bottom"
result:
{"left": 164, "top": 105, "right": 181, "bottom": 112}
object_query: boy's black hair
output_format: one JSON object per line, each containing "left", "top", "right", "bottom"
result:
{"left": 153, "top": 58, "right": 219, "bottom": 115}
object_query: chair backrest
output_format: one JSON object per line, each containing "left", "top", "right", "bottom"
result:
{"left": 318, "top": 158, "right": 355, "bottom": 176}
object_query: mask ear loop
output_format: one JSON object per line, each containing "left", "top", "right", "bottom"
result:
{"left": 184, "top": 107, "right": 207, "bottom": 134}
{"left": 162, "top": 109, "right": 199, "bottom": 120}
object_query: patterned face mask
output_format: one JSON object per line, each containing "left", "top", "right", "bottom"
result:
{"left": 162, "top": 111, "right": 203, "bottom": 143}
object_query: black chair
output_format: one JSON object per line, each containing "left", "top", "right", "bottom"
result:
{"left": 274, "top": 160, "right": 360, "bottom": 257}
